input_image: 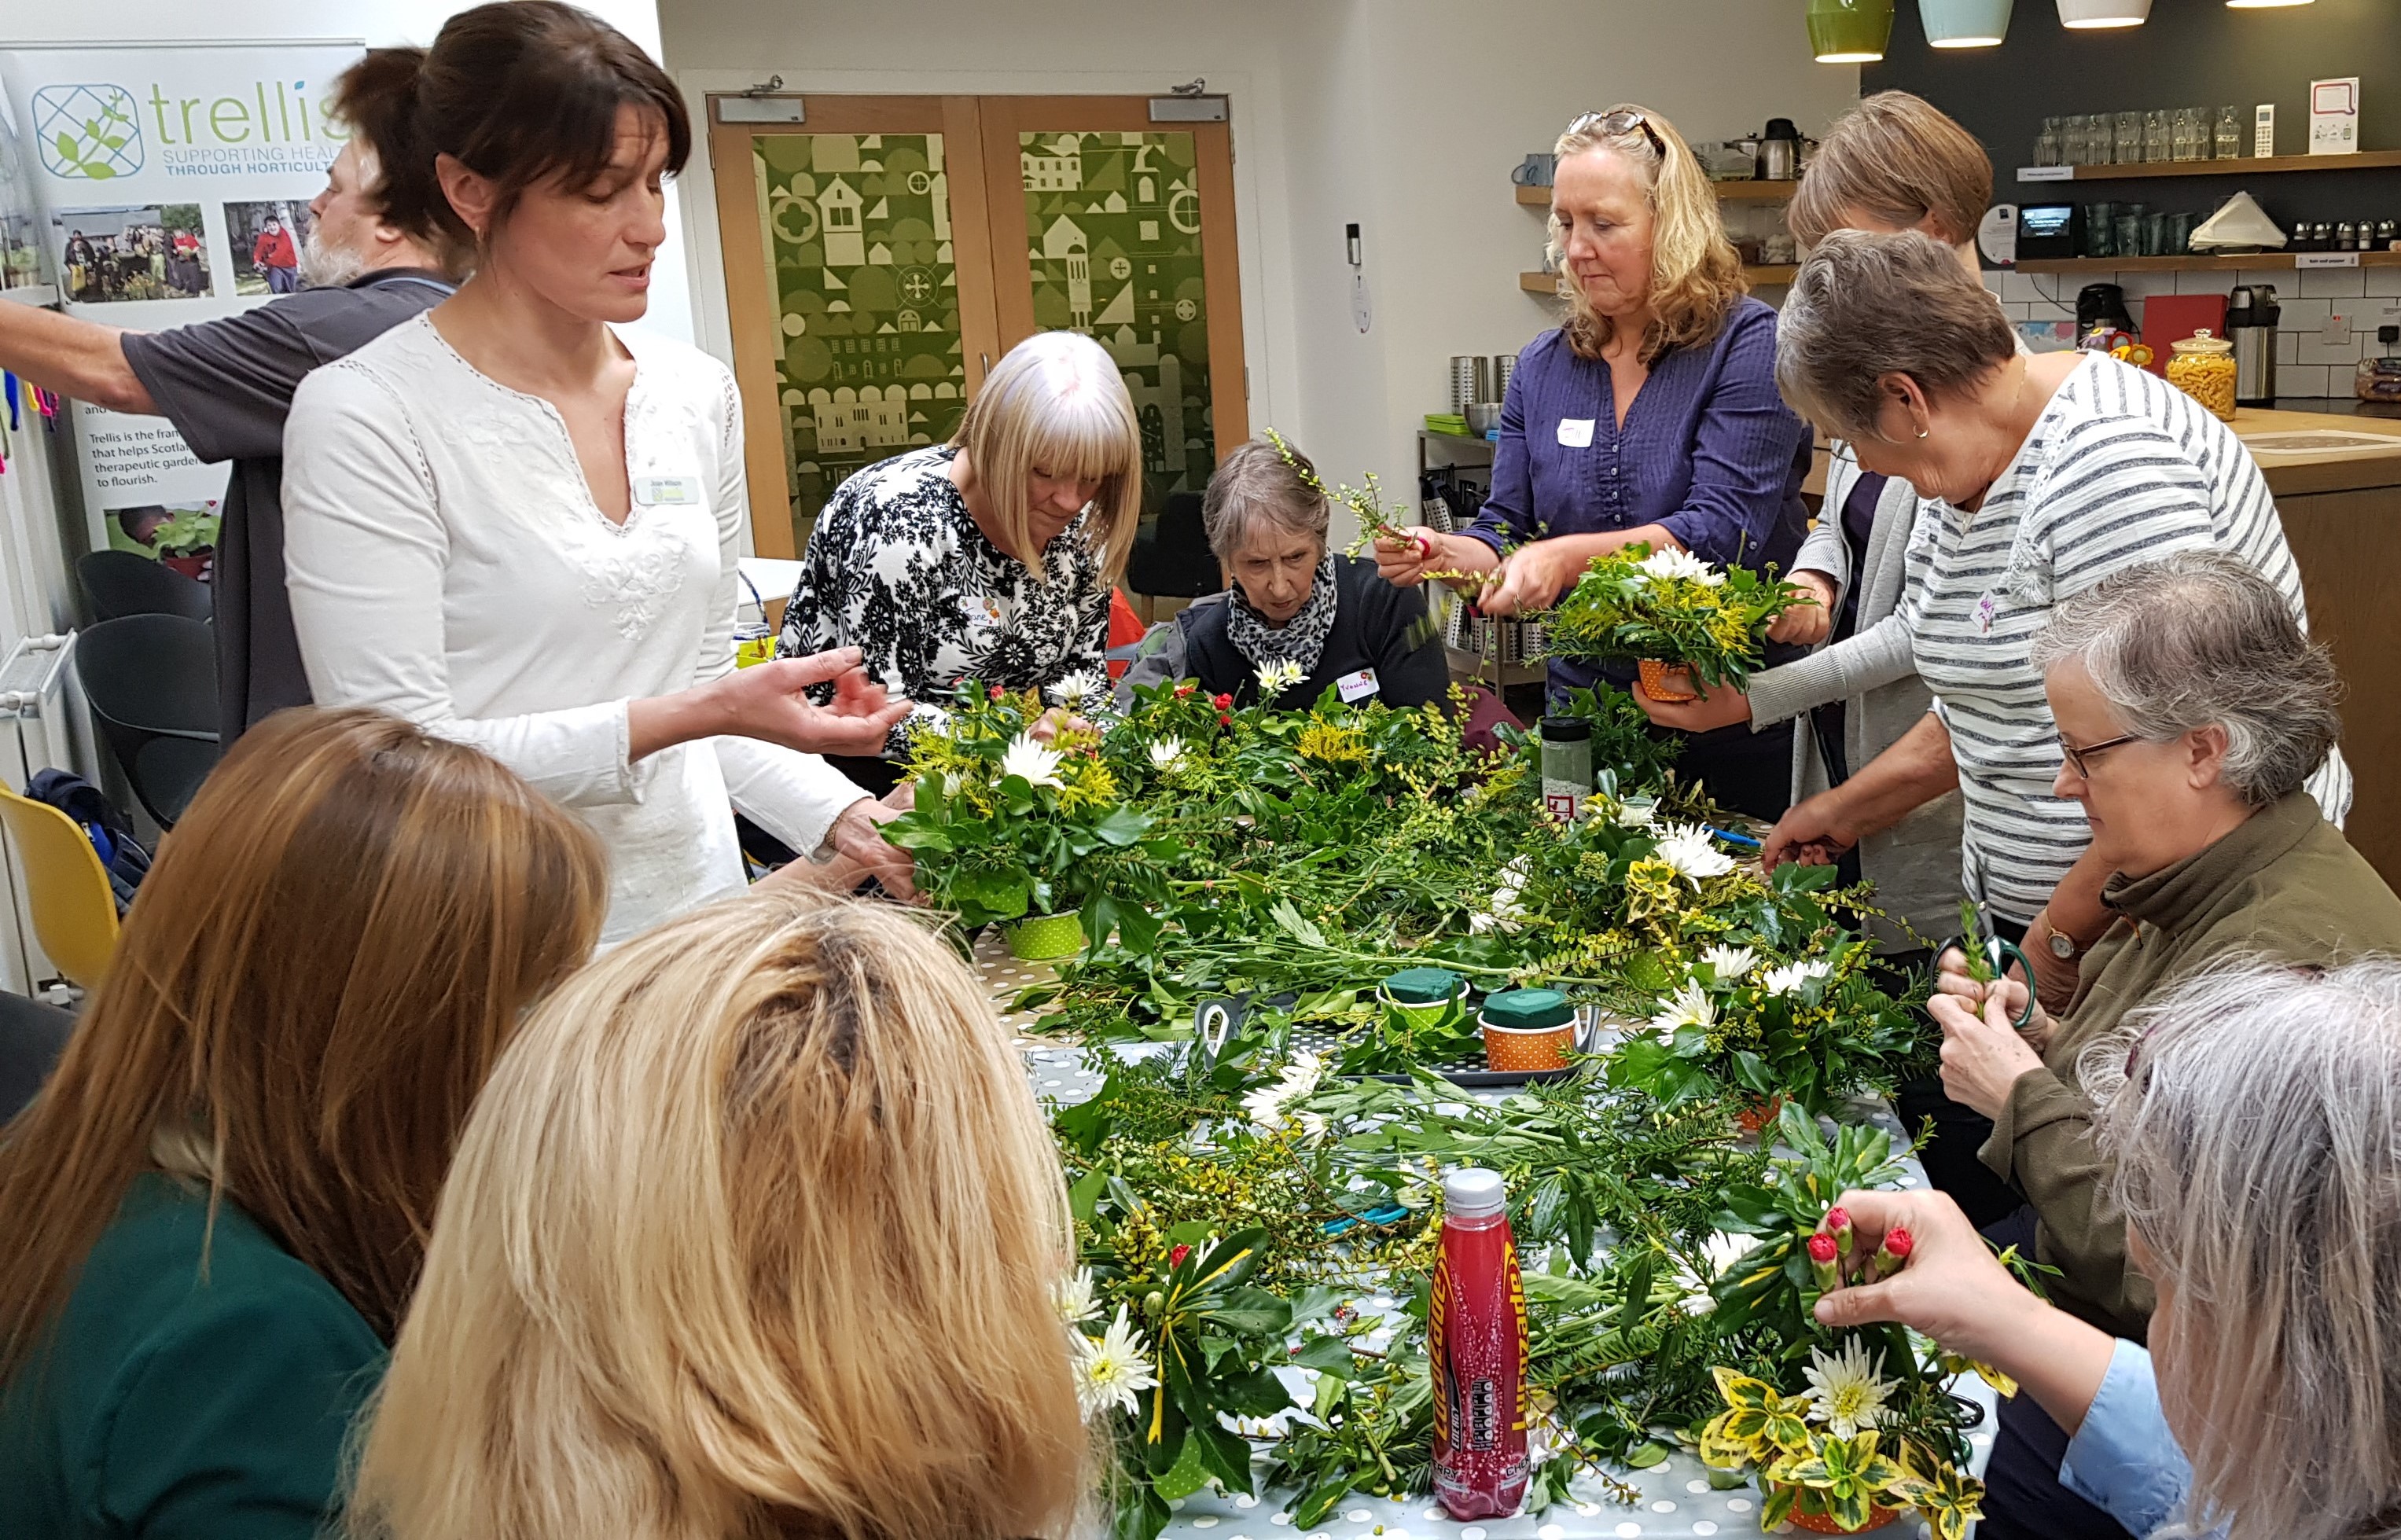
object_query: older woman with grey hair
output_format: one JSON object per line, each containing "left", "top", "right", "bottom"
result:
{"left": 1752, "top": 230, "right": 2350, "bottom": 1020}
{"left": 1119, "top": 435, "right": 1447, "bottom": 711}
{"left": 1820, "top": 956, "right": 2401, "bottom": 1540}
{"left": 1918, "top": 551, "right": 2401, "bottom": 1539}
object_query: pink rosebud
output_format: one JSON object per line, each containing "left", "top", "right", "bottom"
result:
{"left": 1807, "top": 1230, "right": 1842, "bottom": 1293}
{"left": 1169, "top": 1244, "right": 1192, "bottom": 1268}
{"left": 1806, "top": 1232, "right": 1838, "bottom": 1263}
{"left": 987, "top": 684, "right": 1006, "bottom": 700}
{"left": 1825, "top": 1206, "right": 1855, "bottom": 1257}
{"left": 1213, "top": 693, "right": 1234, "bottom": 711}
{"left": 1873, "top": 1227, "right": 1914, "bottom": 1277}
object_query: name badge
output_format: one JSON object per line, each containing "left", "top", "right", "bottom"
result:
{"left": 1556, "top": 417, "right": 1595, "bottom": 449}
{"left": 1335, "top": 667, "right": 1381, "bottom": 704}
{"left": 633, "top": 475, "right": 702, "bottom": 506}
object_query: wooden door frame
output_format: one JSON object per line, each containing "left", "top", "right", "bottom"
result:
{"left": 704, "top": 94, "right": 1004, "bottom": 557}
{"left": 975, "top": 95, "right": 1248, "bottom": 455}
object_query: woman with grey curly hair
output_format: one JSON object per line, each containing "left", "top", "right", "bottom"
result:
{"left": 1922, "top": 552, "right": 2401, "bottom": 1538}
{"left": 1819, "top": 956, "right": 2401, "bottom": 1540}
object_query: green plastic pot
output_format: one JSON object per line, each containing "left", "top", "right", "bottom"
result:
{"left": 1006, "top": 910, "right": 1086, "bottom": 961}
{"left": 1807, "top": 0, "right": 1894, "bottom": 60}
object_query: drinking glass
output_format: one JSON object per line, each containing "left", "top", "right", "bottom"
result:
{"left": 2144, "top": 211, "right": 2170, "bottom": 256}
{"left": 2089, "top": 114, "right": 2115, "bottom": 164}
{"left": 2171, "top": 108, "right": 2204, "bottom": 162}
{"left": 2083, "top": 202, "right": 2118, "bottom": 259}
{"left": 2142, "top": 110, "right": 2170, "bottom": 163}
{"left": 2114, "top": 207, "right": 2145, "bottom": 258}
{"left": 2114, "top": 111, "right": 2145, "bottom": 164}
{"left": 2215, "top": 106, "right": 2244, "bottom": 160}
{"left": 2035, "top": 117, "right": 2063, "bottom": 167}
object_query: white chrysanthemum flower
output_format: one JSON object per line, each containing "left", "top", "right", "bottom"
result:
{"left": 1703, "top": 1229, "right": 1756, "bottom": 1279}
{"left": 1655, "top": 823, "right": 1737, "bottom": 886}
{"left": 1147, "top": 735, "right": 1188, "bottom": 774}
{"left": 1255, "top": 658, "right": 1306, "bottom": 695}
{"left": 1762, "top": 958, "right": 1834, "bottom": 998}
{"left": 1612, "top": 797, "right": 1660, "bottom": 829}
{"left": 998, "top": 733, "right": 1065, "bottom": 790}
{"left": 1666, "top": 1232, "right": 1759, "bottom": 1318}
{"left": 1701, "top": 944, "right": 1759, "bottom": 983}
{"left": 1648, "top": 979, "right": 1717, "bottom": 1035}
{"left": 1802, "top": 1339, "right": 1897, "bottom": 1439}
{"left": 1241, "top": 1050, "right": 1327, "bottom": 1131}
{"left": 1046, "top": 668, "right": 1111, "bottom": 711}
{"left": 1635, "top": 546, "right": 1726, "bottom": 586}
{"left": 1469, "top": 856, "right": 1531, "bottom": 935}
{"left": 1294, "top": 1109, "right": 1330, "bottom": 1142}
{"left": 941, "top": 770, "right": 964, "bottom": 799}
{"left": 1073, "top": 1305, "right": 1160, "bottom": 1421}
{"left": 1055, "top": 1267, "right": 1102, "bottom": 1326}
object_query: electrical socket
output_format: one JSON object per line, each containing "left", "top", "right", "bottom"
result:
{"left": 2325, "top": 312, "right": 2351, "bottom": 345}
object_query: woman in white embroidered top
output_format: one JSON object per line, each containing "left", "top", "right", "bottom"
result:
{"left": 283, "top": 2, "right": 913, "bottom": 943}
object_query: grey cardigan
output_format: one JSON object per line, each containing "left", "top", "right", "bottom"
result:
{"left": 1744, "top": 455, "right": 1965, "bottom": 950}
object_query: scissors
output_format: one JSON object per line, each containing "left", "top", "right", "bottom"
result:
{"left": 1942, "top": 929, "right": 2040, "bottom": 1031}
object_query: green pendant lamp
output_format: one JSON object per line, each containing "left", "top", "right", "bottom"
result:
{"left": 1808, "top": 0, "right": 1896, "bottom": 61}
{"left": 1921, "top": 0, "right": 2013, "bottom": 45}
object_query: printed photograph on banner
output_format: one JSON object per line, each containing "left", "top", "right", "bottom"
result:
{"left": 226, "top": 198, "right": 311, "bottom": 295}
{"left": 106, "top": 498, "right": 219, "bottom": 582}
{"left": 53, "top": 204, "right": 208, "bottom": 303}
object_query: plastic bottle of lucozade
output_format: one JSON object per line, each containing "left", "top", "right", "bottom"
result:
{"left": 1428, "top": 1167, "right": 1529, "bottom": 1517}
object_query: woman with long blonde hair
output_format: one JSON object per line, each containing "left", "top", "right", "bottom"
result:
{"left": 1372, "top": 105, "right": 1814, "bottom": 819}
{"left": 777, "top": 328, "right": 1144, "bottom": 794}
{"left": 0, "top": 708, "right": 607, "bottom": 1540}
{"left": 348, "top": 894, "right": 1089, "bottom": 1540}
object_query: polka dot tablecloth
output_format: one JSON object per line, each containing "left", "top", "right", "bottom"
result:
{"left": 983, "top": 946, "right": 1998, "bottom": 1540}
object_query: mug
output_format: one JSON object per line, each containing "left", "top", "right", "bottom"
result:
{"left": 1511, "top": 153, "right": 1556, "bottom": 187}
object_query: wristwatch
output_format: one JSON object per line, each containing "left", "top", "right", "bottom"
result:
{"left": 2046, "top": 928, "right": 2078, "bottom": 961}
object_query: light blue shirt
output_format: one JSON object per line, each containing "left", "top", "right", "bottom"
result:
{"left": 2058, "top": 1340, "right": 2208, "bottom": 1538}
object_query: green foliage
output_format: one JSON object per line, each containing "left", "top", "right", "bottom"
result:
{"left": 149, "top": 508, "right": 220, "bottom": 557}
{"left": 1541, "top": 542, "right": 1805, "bottom": 689}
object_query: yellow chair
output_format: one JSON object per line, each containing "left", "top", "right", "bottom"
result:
{"left": 0, "top": 784, "right": 120, "bottom": 991}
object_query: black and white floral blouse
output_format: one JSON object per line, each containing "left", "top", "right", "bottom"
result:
{"left": 777, "top": 444, "right": 1112, "bottom": 754}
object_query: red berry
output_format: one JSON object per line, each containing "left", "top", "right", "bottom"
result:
{"left": 1219, "top": 713, "right": 1234, "bottom": 727}
{"left": 1807, "top": 1233, "right": 1839, "bottom": 1263}
{"left": 1168, "top": 1244, "right": 1192, "bottom": 1268}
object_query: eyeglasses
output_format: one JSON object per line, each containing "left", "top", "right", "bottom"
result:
{"left": 1570, "top": 108, "right": 1667, "bottom": 160}
{"left": 2058, "top": 731, "right": 2140, "bottom": 779}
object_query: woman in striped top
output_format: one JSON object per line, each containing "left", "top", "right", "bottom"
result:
{"left": 1761, "top": 230, "right": 2349, "bottom": 1010}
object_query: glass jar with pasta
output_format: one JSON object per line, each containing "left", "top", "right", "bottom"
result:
{"left": 2167, "top": 329, "right": 2238, "bottom": 421}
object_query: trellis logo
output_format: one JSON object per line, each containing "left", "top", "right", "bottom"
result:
{"left": 32, "top": 83, "right": 144, "bottom": 181}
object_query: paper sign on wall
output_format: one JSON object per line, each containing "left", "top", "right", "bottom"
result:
{"left": 0, "top": 42, "right": 359, "bottom": 567}
{"left": 2311, "top": 77, "right": 2360, "bottom": 156}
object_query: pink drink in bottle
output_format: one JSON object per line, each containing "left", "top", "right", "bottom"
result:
{"left": 1428, "top": 1167, "right": 1529, "bottom": 1518}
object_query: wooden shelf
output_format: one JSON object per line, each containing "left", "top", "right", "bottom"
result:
{"left": 1516, "top": 180, "right": 1798, "bottom": 205}
{"left": 1520, "top": 266, "right": 1795, "bottom": 293}
{"left": 2011, "top": 251, "right": 2401, "bottom": 274}
{"left": 2017, "top": 149, "right": 2401, "bottom": 183}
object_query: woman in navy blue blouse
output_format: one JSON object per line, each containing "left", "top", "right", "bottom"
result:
{"left": 1376, "top": 105, "right": 1812, "bottom": 818}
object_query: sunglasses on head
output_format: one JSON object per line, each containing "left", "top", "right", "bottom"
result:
{"left": 1570, "top": 108, "right": 1667, "bottom": 160}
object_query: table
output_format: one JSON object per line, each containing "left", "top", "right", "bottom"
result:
{"left": 977, "top": 940, "right": 1999, "bottom": 1539}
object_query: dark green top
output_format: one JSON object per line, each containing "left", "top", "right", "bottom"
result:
{"left": 1980, "top": 792, "right": 2401, "bottom": 1339}
{"left": 0, "top": 1172, "right": 385, "bottom": 1539}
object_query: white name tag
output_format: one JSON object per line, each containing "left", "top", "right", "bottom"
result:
{"left": 1556, "top": 417, "right": 1596, "bottom": 449}
{"left": 1335, "top": 667, "right": 1381, "bottom": 704}
{"left": 633, "top": 475, "right": 702, "bottom": 506}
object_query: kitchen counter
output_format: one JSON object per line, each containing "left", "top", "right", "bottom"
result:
{"left": 2220, "top": 405, "right": 2401, "bottom": 497}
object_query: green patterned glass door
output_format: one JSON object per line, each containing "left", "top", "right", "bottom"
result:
{"left": 751, "top": 131, "right": 969, "bottom": 551}
{"left": 1017, "top": 130, "right": 1215, "bottom": 513}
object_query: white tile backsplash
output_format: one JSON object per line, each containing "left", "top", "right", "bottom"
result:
{"left": 2000, "top": 270, "right": 2053, "bottom": 304}
{"left": 2281, "top": 364, "right": 2332, "bottom": 396}
{"left": 2363, "top": 266, "right": 2401, "bottom": 298}
{"left": 2277, "top": 329, "right": 2300, "bottom": 365}
{"left": 2296, "top": 330, "right": 2369, "bottom": 366}
{"left": 2297, "top": 266, "right": 2370, "bottom": 299}
{"left": 2276, "top": 296, "right": 2335, "bottom": 327}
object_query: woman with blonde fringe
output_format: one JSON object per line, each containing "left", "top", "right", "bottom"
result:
{"left": 777, "top": 328, "right": 1145, "bottom": 795}
{"left": 0, "top": 708, "right": 606, "bottom": 1540}
{"left": 1372, "top": 104, "right": 1814, "bottom": 819}
{"left": 347, "top": 894, "right": 1090, "bottom": 1540}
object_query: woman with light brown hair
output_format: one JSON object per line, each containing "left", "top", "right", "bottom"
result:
{"left": 1371, "top": 105, "right": 1813, "bottom": 818}
{"left": 347, "top": 893, "right": 1089, "bottom": 1540}
{"left": 778, "top": 328, "right": 1145, "bottom": 795}
{"left": 0, "top": 708, "right": 607, "bottom": 1540}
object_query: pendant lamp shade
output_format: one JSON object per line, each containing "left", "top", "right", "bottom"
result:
{"left": 1808, "top": 0, "right": 1896, "bottom": 61}
{"left": 1921, "top": 0, "right": 2013, "bottom": 45}
{"left": 2226, "top": 0, "right": 2313, "bottom": 8}
{"left": 2056, "top": 0, "right": 2149, "bottom": 25}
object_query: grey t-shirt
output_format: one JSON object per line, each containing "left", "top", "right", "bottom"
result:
{"left": 120, "top": 270, "right": 450, "bottom": 744}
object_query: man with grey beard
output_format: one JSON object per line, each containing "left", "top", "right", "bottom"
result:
{"left": 0, "top": 133, "right": 464, "bottom": 744}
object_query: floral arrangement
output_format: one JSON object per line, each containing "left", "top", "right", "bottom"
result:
{"left": 1541, "top": 542, "right": 1805, "bottom": 692}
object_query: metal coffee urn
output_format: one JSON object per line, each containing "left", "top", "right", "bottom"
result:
{"left": 2227, "top": 284, "right": 2281, "bottom": 406}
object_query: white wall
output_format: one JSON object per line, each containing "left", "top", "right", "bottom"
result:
{"left": 660, "top": 0, "right": 1857, "bottom": 530}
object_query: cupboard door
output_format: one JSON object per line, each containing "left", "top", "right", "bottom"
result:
{"left": 708, "top": 96, "right": 1001, "bottom": 557}
{"left": 976, "top": 97, "right": 1247, "bottom": 518}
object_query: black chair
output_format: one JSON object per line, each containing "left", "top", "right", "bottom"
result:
{"left": 77, "top": 549, "right": 212, "bottom": 623}
{"left": 0, "top": 988, "right": 76, "bottom": 1121}
{"left": 1123, "top": 491, "right": 1221, "bottom": 600}
{"left": 76, "top": 614, "right": 221, "bottom": 829}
